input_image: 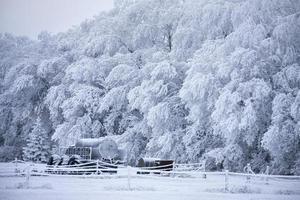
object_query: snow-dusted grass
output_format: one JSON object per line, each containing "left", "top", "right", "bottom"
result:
{"left": 1, "top": 171, "right": 300, "bottom": 199}
{"left": 1, "top": 175, "right": 300, "bottom": 200}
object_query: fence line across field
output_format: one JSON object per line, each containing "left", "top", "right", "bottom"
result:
{"left": 2, "top": 160, "right": 300, "bottom": 180}
{"left": 139, "top": 163, "right": 174, "bottom": 170}
{"left": 5, "top": 165, "right": 300, "bottom": 179}
{"left": 27, "top": 169, "right": 300, "bottom": 181}
{"left": 47, "top": 166, "right": 111, "bottom": 170}
{"left": 175, "top": 162, "right": 204, "bottom": 166}
{"left": 45, "top": 160, "right": 122, "bottom": 168}
{"left": 2, "top": 161, "right": 300, "bottom": 192}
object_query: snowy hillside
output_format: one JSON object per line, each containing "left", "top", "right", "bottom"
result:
{"left": 0, "top": 0, "right": 300, "bottom": 175}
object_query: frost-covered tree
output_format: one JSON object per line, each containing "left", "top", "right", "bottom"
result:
{"left": 262, "top": 93, "right": 300, "bottom": 174}
{"left": 1, "top": 0, "right": 300, "bottom": 174}
{"left": 23, "top": 118, "right": 50, "bottom": 162}
{"left": 50, "top": 84, "right": 105, "bottom": 146}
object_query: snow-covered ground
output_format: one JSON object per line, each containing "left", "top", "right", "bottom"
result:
{"left": 1, "top": 163, "right": 300, "bottom": 200}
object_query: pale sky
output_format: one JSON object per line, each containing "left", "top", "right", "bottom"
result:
{"left": 0, "top": 0, "right": 114, "bottom": 39}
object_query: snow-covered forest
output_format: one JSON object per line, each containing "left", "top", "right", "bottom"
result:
{"left": 0, "top": 0, "right": 299, "bottom": 175}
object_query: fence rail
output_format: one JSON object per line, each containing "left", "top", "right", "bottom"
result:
{"left": 1, "top": 161, "right": 300, "bottom": 180}
{"left": 2, "top": 161, "right": 300, "bottom": 192}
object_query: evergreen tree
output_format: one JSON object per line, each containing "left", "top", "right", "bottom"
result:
{"left": 23, "top": 118, "right": 50, "bottom": 162}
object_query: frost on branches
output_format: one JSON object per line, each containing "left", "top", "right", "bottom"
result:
{"left": 0, "top": 0, "right": 300, "bottom": 174}
{"left": 23, "top": 118, "right": 51, "bottom": 162}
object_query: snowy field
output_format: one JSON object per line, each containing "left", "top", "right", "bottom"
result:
{"left": 1, "top": 163, "right": 300, "bottom": 200}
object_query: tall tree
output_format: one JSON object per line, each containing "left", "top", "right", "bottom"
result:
{"left": 23, "top": 118, "right": 50, "bottom": 162}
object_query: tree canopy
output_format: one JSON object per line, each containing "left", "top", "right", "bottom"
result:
{"left": 0, "top": 0, "right": 299, "bottom": 174}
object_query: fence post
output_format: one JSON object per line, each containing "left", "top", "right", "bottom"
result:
{"left": 89, "top": 147, "right": 92, "bottom": 160}
{"left": 203, "top": 161, "right": 207, "bottom": 179}
{"left": 225, "top": 170, "right": 229, "bottom": 192}
{"left": 244, "top": 163, "right": 252, "bottom": 183}
{"left": 14, "top": 157, "right": 18, "bottom": 175}
{"left": 172, "top": 161, "right": 175, "bottom": 177}
{"left": 265, "top": 166, "right": 269, "bottom": 185}
{"left": 25, "top": 165, "right": 31, "bottom": 189}
{"left": 96, "top": 159, "right": 99, "bottom": 175}
{"left": 127, "top": 166, "right": 131, "bottom": 190}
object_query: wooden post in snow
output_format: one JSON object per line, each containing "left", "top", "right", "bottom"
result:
{"left": 25, "top": 165, "right": 31, "bottom": 189}
{"left": 225, "top": 170, "right": 229, "bottom": 192}
{"left": 127, "top": 166, "right": 131, "bottom": 190}
{"left": 265, "top": 166, "right": 270, "bottom": 185}
{"left": 203, "top": 161, "right": 207, "bottom": 179}
{"left": 172, "top": 160, "right": 175, "bottom": 177}
{"left": 14, "top": 158, "right": 18, "bottom": 175}
{"left": 96, "top": 159, "right": 99, "bottom": 175}
{"left": 89, "top": 147, "right": 92, "bottom": 160}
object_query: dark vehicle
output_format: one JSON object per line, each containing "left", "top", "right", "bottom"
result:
{"left": 46, "top": 138, "right": 124, "bottom": 175}
{"left": 137, "top": 158, "right": 174, "bottom": 174}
